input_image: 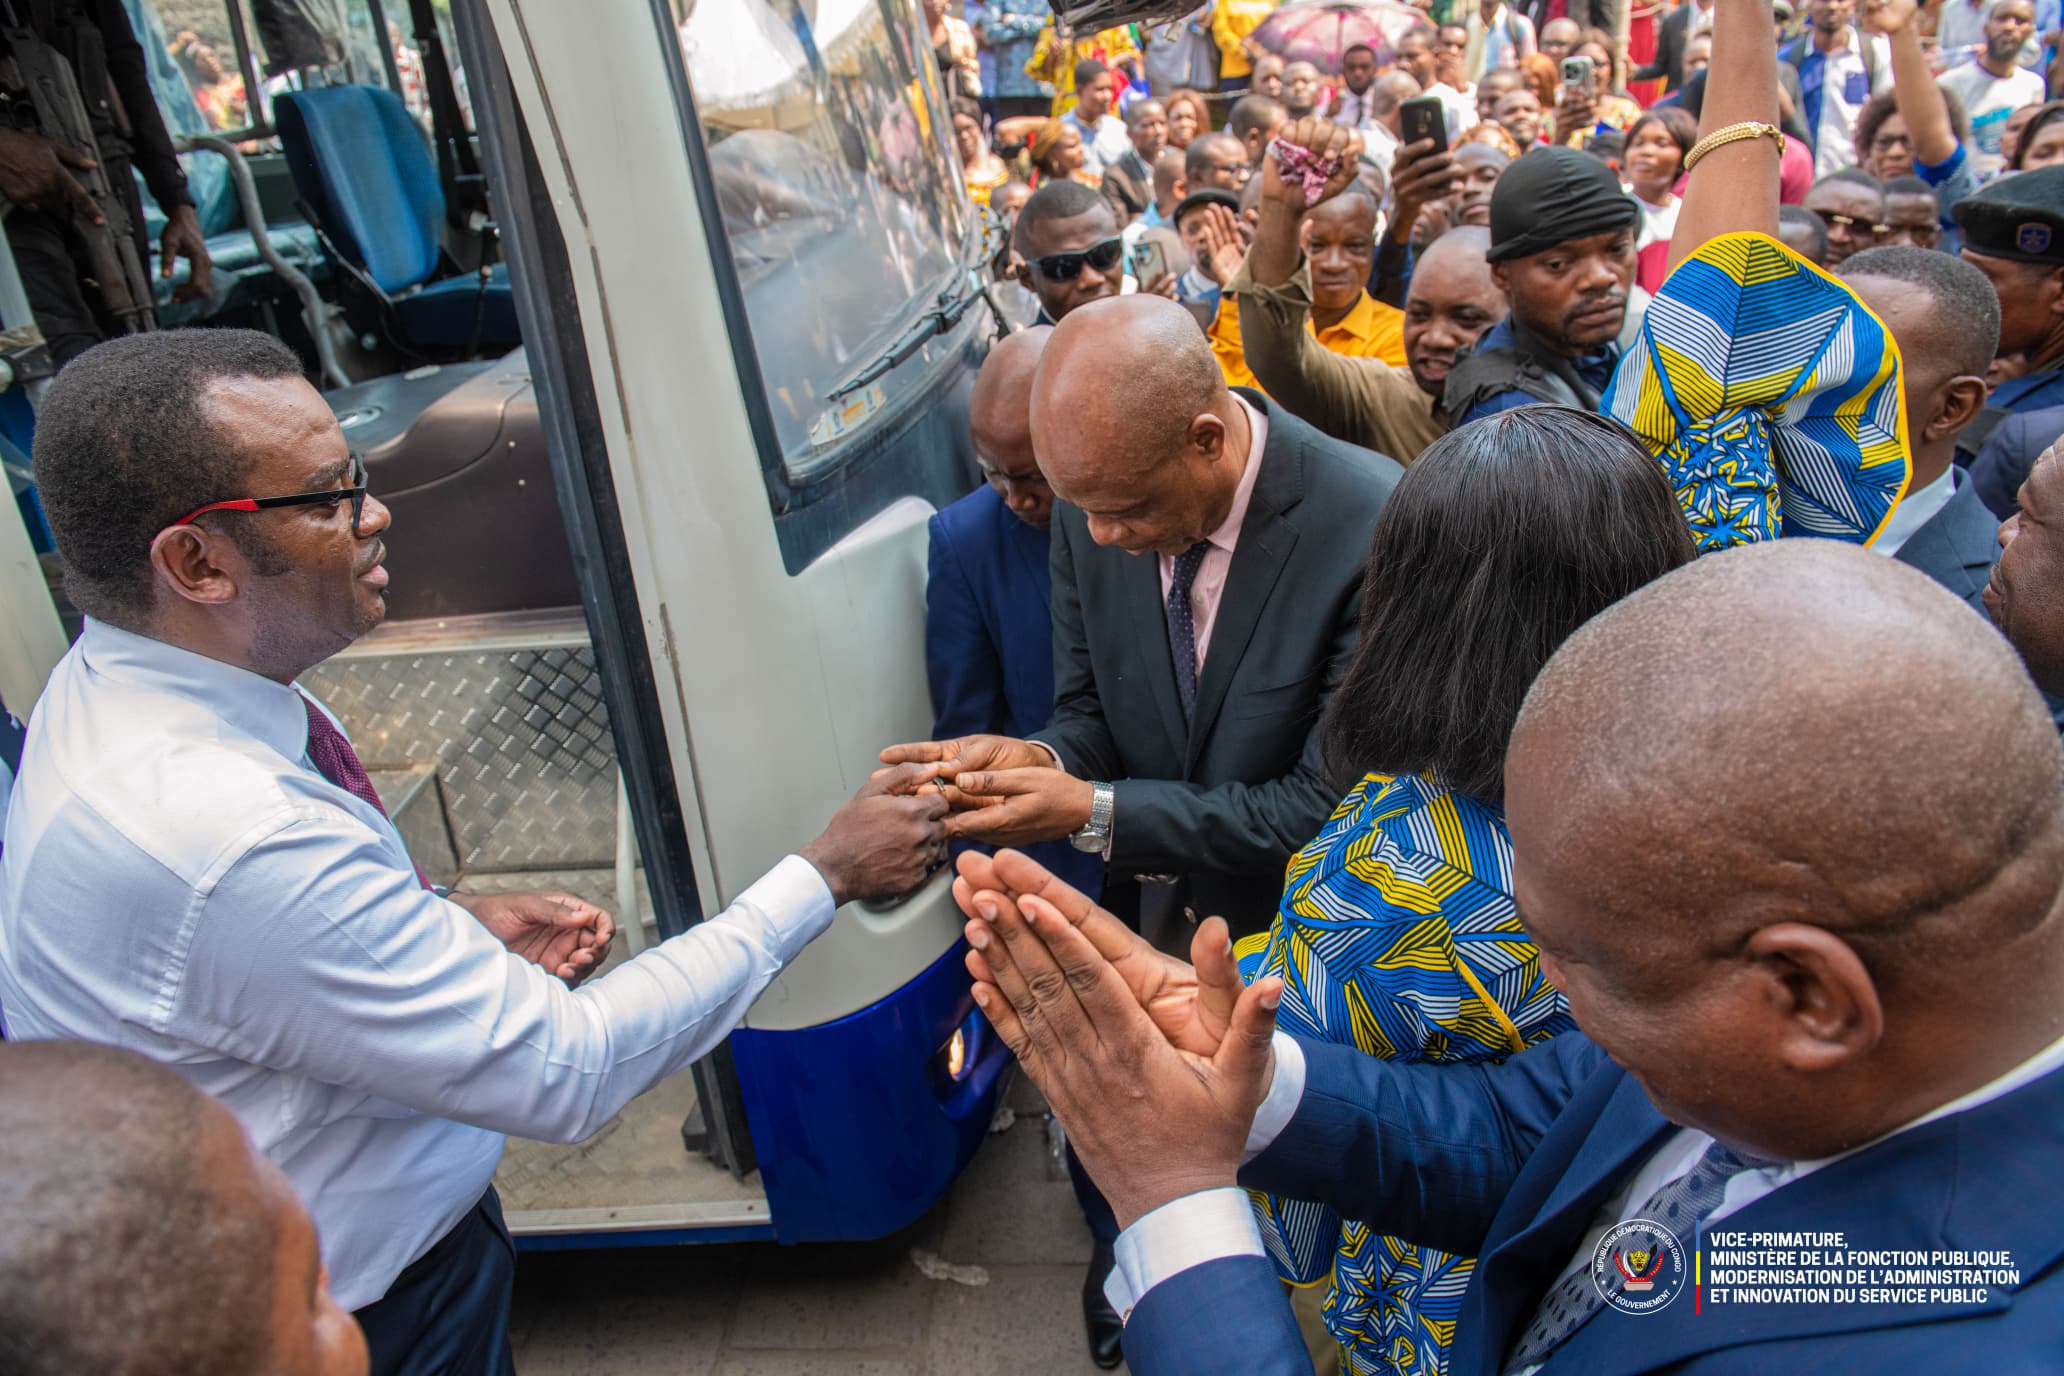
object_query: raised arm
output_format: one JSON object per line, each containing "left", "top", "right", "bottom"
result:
{"left": 1865, "top": 0, "right": 1959, "bottom": 165}
{"left": 1669, "top": 0, "right": 1783, "bottom": 271}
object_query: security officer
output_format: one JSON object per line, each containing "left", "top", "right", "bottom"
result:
{"left": 0, "top": 0, "right": 212, "bottom": 363}
{"left": 1953, "top": 168, "right": 2064, "bottom": 500}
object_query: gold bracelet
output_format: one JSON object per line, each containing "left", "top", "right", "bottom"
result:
{"left": 1683, "top": 121, "right": 1786, "bottom": 172}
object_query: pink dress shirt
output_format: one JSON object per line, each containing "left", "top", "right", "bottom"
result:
{"left": 1160, "top": 396, "right": 1266, "bottom": 678}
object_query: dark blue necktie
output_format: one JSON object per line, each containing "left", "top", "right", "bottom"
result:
{"left": 1166, "top": 539, "right": 1212, "bottom": 721}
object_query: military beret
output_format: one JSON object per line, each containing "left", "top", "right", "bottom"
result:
{"left": 1954, "top": 166, "right": 2064, "bottom": 264}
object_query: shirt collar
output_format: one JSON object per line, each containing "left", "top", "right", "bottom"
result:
{"left": 78, "top": 618, "right": 311, "bottom": 764}
{"left": 1317, "top": 292, "right": 1383, "bottom": 345}
{"left": 1872, "top": 463, "right": 1959, "bottom": 558}
{"left": 1206, "top": 395, "right": 1267, "bottom": 555}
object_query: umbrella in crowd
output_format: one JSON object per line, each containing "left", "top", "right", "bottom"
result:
{"left": 1251, "top": 0, "right": 1426, "bottom": 74}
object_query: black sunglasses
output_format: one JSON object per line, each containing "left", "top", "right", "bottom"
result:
{"left": 1030, "top": 236, "right": 1124, "bottom": 280}
{"left": 161, "top": 453, "right": 370, "bottom": 546}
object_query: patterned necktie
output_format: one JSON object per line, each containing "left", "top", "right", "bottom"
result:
{"left": 1504, "top": 1139, "right": 1769, "bottom": 1372}
{"left": 1165, "top": 539, "right": 1213, "bottom": 721}
{"left": 301, "top": 694, "right": 429, "bottom": 890}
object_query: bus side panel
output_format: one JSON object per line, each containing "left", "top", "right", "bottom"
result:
{"left": 730, "top": 940, "right": 1008, "bottom": 1242}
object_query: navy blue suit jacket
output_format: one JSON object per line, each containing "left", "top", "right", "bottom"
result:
{"left": 1967, "top": 403, "right": 2064, "bottom": 522}
{"left": 925, "top": 484, "right": 1102, "bottom": 894}
{"left": 1893, "top": 471, "right": 1999, "bottom": 618}
{"left": 1124, "top": 1033, "right": 2064, "bottom": 1374}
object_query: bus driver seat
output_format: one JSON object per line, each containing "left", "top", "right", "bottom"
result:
{"left": 274, "top": 84, "right": 520, "bottom": 354}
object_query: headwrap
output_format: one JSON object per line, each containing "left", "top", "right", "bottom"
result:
{"left": 1486, "top": 146, "right": 1642, "bottom": 263}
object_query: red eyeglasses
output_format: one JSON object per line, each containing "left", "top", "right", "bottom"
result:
{"left": 159, "top": 454, "right": 370, "bottom": 547}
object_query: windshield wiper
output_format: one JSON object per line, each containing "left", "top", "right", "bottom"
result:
{"left": 830, "top": 273, "right": 987, "bottom": 400}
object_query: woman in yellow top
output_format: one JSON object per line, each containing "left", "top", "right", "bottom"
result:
{"left": 1210, "top": 0, "right": 1278, "bottom": 90}
{"left": 1206, "top": 190, "right": 1407, "bottom": 391}
{"left": 1026, "top": 24, "right": 1142, "bottom": 116}
{"left": 951, "top": 99, "right": 1013, "bottom": 206}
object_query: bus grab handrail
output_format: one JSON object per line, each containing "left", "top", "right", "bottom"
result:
{"left": 173, "top": 133, "right": 350, "bottom": 391}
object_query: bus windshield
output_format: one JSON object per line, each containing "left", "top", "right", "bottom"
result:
{"left": 672, "top": 0, "right": 971, "bottom": 476}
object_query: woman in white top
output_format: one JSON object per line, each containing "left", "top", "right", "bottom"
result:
{"left": 1622, "top": 106, "right": 1698, "bottom": 250}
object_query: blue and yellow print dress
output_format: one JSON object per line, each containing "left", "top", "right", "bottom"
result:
{"left": 1236, "top": 772, "right": 1573, "bottom": 1376}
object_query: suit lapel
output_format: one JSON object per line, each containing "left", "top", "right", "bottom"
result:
{"left": 1184, "top": 402, "right": 1303, "bottom": 769}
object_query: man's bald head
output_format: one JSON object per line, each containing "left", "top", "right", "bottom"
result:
{"left": 1401, "top": 226, "right": 1503, "bottom": 397}
{"left": 1029, "top": 295, "right": 1245, "bottom": 557}
{"left": 0, "top": 1042, "right": 366, "bottom": 1376}
{"left": 969, "top": 327, "right": 1056, "bottom": 528}
{"left": 1507, "top": 542, "right": 2064, "bottom": 1160}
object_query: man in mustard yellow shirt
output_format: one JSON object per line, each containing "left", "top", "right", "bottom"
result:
{"left": 1206, "top": 187, "right": 1408, "bottom": 389}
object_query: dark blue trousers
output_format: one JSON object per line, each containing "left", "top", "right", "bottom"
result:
{"left": 354, "top": 1189, "right": 517, "bottom": 1376}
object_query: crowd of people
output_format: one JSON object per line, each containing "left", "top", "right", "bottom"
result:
{"left": 7, "top": 0, "right": 2064, "bottom": 1374}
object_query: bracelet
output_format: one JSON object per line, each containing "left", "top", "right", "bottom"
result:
{"left": 1683, "top": 121, "right": 1787, "bottom": 172}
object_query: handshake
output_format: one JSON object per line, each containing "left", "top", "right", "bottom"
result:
{"left": 798, "top": 733, "right": 1093, "bottom": 908}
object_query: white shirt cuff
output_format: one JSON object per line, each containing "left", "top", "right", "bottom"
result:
{"left": 750, "top": 853, "right": 840, "bottom": 960}
{"left": 1104, "top": 1187, "right": 1266, "bottom": 1322}
{"left": 1031, "top": 739, "right": 1065, "bottom": 771}
{"left": 1243, "top": 1031, "right": 1305, "bottom": 1163}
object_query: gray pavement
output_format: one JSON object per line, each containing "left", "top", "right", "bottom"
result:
{"left": 510, "top": 1074, "right": 1115, "bottom": 1375}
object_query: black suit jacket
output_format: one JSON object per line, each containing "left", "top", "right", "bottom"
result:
{"left": 1893, "top": 470, "right": 1998, "bottom": 617}
{"left": 1631, "top": 1, "right": 1695, "bottom": 89}
{"left": 1031, "top": 393, "right": 1403, "bottom": 934}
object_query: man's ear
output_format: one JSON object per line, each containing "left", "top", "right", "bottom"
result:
{"left": 148, "top": 526, "right": 241, "bottom": 607}
{"left": 1190, "top": 410, "right": 1229, "bottom": 461}
{"left": 1928, "top": 374, "right": 1990, "bottom": 442}
{"left": 1743, "top": 922, "right": 1884, "bottom": 1074}
{"left": 1490, "top": 259, "right": 1512, "bottom": 296}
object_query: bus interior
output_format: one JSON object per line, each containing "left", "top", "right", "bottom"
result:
{"left": 2, "top": 0, "right": 1011, "bottom": 1248}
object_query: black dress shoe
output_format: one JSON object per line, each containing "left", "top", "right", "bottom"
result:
{"left": 1083, "top": 1247, "right": 1125, "bottom": 1369}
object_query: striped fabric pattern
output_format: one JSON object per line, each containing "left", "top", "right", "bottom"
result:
{"left": 1236, "top": 773, "right": 1573, "bottom": 1376}
{"left": 1603, "top": 232, "right": 1911, "bottom": 554}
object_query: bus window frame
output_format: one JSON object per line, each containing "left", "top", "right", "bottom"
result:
{"left": 641, "top": 0, "right": 990, "bottom": 575}
{"left": 451, "top": 0, "right": 760, "bottom": 1178}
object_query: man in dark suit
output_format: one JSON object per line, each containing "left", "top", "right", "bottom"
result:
{"left": 1632, "top": 0, "right": 1710, "bottom": 91}
{"left": 956, "top": 540, "right": 2064, "bottom": 1375}
{"left": 925, "top": 327, "right": 1101, "bottom": 897}
{"left": 887, "top": 293, "right": 1400, "bottom": 1367}
{"left": 887, "top": 293, "right": 1402, "bottom": 940}
{"left": 1965, "top": 403, "right": 2064, "bottom": 520}
{"left": 1839, "top": 250, "right": 1997, "bottom": 613}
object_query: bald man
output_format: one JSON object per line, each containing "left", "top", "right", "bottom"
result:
{"left": 889, "top": 294, "right": 1401, "bottom": 936}
{"left": 956, "top": 540, "right": 2064, "bottom": 1375}
{"left": 925, "top": 328, "right": 1101, "bottom": 897}
{"left": 0, "top": 1041, "right": 367, "bottom": 1376}
{"left": 1228, "top": 119, "right": 1505, "bottom": 460}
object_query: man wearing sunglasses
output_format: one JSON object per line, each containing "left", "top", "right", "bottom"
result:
{"left": 1015, "top": 180, "right": 1175, "bottom": 324}
{"left": 1803, "top": 167, "right": 1889, "bottom": 266}
{"left": 1, "top": 329, "right": 950, "bottom": 1374}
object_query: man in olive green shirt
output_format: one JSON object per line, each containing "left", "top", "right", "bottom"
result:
{"left": 1227, "top": 118, "right": 1506, "bottom": 461}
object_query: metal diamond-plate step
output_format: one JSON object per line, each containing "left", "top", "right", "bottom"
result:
{"left": 301, "top": 616, "right": 618, "bottom": 871}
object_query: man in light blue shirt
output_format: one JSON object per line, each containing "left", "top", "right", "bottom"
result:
{"left": 0, "top": 330, "right": 949, "bottom": 1374}
{"left": 1064, "top": 60, "right": 1132, "bottom": 176}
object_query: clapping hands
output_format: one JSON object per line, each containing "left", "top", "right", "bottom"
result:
{"left": 952, "top": 849, "right": 1284, "bottom": 1228}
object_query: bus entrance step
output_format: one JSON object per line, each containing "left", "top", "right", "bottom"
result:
{"left": 367, "top": 765, "right": 459, "bottom": 889}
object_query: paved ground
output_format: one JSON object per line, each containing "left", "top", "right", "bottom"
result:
{"left": 508, "top": 1073, "right": 1114, "bottom": 1376}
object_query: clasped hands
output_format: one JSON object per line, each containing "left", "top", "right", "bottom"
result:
{"left": 948, "top": 847, "right": 1285, "bottom": 1230}
{"left": 875, "top": 734, "right": 1096, "bottom": 846}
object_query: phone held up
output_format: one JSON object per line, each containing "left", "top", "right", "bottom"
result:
{"left": 1399, "top": 95, "right": 1448, "bottom": 154}
{"left": 1561, "top": 54, "right": 1596, "bottom": 100}
{"left": 1129, "top": 235, "right": 1168, "bottom": 285}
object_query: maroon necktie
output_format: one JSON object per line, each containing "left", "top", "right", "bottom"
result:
{"left": 300, "top": 693, "right": 430, "bottom": 889}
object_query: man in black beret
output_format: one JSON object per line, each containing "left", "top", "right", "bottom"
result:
{"left": 1441, "top": 145, "right": 1642, "bottom": 424}
{"left": 1949, "top": 167, "right": 2064, "bottom": 504}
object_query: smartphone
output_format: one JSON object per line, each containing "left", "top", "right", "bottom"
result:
{"left": 1399, "top": 95, "right": 1448, "bottom": 154}
{"left": 1561, "top": 55, "right": 1596, "bottom": 99}
{"left": 1130, "top": 235, "right": 1168, "bottom": 284}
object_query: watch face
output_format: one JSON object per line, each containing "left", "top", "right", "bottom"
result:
{"left": 1071, "top": 831, "right": 1105, "bottom": 853}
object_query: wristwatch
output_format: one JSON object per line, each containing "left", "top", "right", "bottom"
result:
{"left": 1071, "top": 781, "right": 1115, "bottom": 853}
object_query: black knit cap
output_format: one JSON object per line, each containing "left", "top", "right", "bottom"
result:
{"left": 1487, "top": 146, "right": 1642, "bottom": 264}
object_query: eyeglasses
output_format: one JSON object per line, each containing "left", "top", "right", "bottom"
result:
{"left": 160, "top": 454, "right": 370, "bottom": 546}
{"left": 980, "top": 461, "right": 1050, "bottom": 493}
{"left": 1029, "top": 236, "right": 1125, "bottom": 280}
{"left": 1821, "top": 212, "right": 1890, "bottom": 237}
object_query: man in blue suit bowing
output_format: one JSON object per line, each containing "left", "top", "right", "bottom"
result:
{"left": 953, "top": 540, "right": 2064, "bottom": 1374}
{"left": 925, "top": 326, "right": 1102, "bottom": 903}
